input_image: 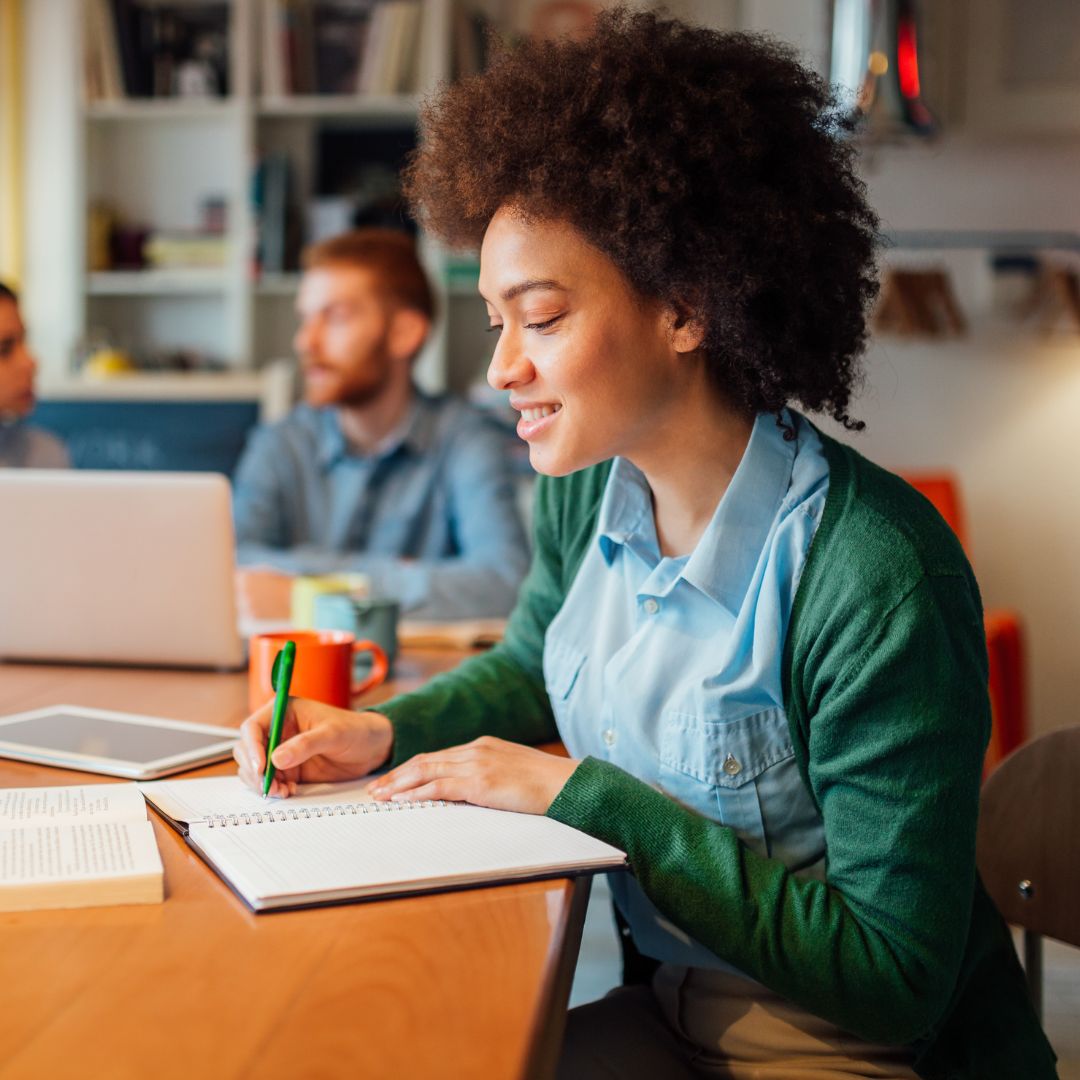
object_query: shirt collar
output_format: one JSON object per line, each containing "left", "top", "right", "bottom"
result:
{"left": 596, "top": 410, "right": 798, "bottom": 615}
{"left": 597, "top": 457, "right": 656, "bottom": 566}
{"left": 681, "top": 410, "right": 797, "bottom": 614}
{"left": 316, "top": 391, "right": 434, "bottom": 471}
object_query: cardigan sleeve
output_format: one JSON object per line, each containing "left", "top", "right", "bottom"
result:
{"left": 546, "top": 570, "right": 989, "bottom": 1046}
{"left": 372, "top": 474, "right": 568, "bottom": 766}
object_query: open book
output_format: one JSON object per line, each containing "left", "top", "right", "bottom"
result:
{"left": 140, "top": 776, "right": 625, "bottom": 913}
{"left": 0, "top": 784, "right": 164, "bottom": 912}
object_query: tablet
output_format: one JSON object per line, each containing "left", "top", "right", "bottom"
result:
{"left": 0, "top": 706, "right": 240, "bottom": 780}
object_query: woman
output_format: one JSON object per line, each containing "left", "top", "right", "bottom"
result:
{"left": 235, "top": 11, "right": 1053, "bottom": 1077}
{"left": 0, "top": 281, "right": 69, "bottom": 468}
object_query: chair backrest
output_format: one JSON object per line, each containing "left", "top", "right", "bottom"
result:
{"left": 977, "top": 725, "right": 1080, "bottom": 984}
{"left": 976, "top": 725, "right": 1080, "bottom": 1016}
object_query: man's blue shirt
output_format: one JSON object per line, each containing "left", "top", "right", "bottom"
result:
{"left": 232, "top": 392, "right": 529, "bottom": 619}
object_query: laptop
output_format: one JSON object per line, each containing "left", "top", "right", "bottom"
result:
{"left": 0, "top": 470, "right": 245, "bottom": 669}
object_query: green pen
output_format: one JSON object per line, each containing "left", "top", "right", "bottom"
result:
{"left": 263, "top": 639, "right": 297, "bottom": 798}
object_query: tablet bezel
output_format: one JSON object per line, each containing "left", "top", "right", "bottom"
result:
{"left": 0, "top": 705, "right": 240, "bottom": 780}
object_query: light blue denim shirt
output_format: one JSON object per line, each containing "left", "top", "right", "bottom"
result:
{"left": 0, "top": 421, "right": 69, "bottom": 468}
{"left": 232, "top": 392, "right": 529, "bottom": 619}
{"left": 543, "top": 410, "right": 830, "bottom": 968}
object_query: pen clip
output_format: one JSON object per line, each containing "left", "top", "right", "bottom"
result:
{"left": 271, "top": 649, "right": 285, "bottom": 691}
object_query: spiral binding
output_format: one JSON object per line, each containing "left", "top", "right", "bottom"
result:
{"left": 205, "top": 799, "right": 447, "bottom": 828}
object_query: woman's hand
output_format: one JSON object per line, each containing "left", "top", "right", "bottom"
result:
{"left": 234, "top": 698, "right": 394, "bottom": 798}
{"left": 368, "top": 736, "right": 579, "bottom": 815}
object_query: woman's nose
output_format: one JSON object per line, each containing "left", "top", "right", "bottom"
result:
{"left": 487, "top": 331, "right": 534, "bottom": 391}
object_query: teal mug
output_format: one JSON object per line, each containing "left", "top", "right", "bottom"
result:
{"left": 314, "top": 593, "right": 400, "bottom": 677}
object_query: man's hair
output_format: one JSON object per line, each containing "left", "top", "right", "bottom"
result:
{"left": 403, "top": 7, "right": 880, "bottom": 430}
{"left": 0, "top": 281, "right": 17, "bottom": 304}
{"left": 302, "top": 228, "right": 435, "bottom": 322}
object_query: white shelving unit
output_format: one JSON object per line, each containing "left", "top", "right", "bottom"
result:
{"left": 26, "top": 0, "right": 721, "bottom": 397}
{"left": 65, "top": 0, "right": 473, "bottom": 395}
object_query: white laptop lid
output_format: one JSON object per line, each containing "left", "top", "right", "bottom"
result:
{"left": 0, "top": 470, "right": 244, "bottom": 669}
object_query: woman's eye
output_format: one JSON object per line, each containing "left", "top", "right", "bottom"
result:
{"left": 486, "top": 324, "right": 504, "bottom": 334}
{"left": 523, "top": 314, "right": 564, "bottom": 333}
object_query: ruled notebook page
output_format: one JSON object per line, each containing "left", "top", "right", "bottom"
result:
{"left": 187, "top": 803, "right": 625, "bottom": 908}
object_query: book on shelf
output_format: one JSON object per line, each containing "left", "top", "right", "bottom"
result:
{"left": 263, "top": 0, "right": 423, "bottom": 98}
{"left": 452, "top": 3, "right": 492, "bottom": 81}
{"left": 140, "top": 775, "right": 626, "bottom": 913}
{"left": 84, "top": 0, "right": 125, "bottom": 102}
{"left": 84, "top": 0, "right": 230, "bottom": 102}
{"left": 0, "top": 783, "right": 164, "bottom": 913}
{"left": 143, "top": 232, "right": 229, "bottom": 270}
{"left": 253, "top": 154, "right": 298, "bottom": 274}
{"left": 359, "top": 0, "right": 423, "bottom": 95}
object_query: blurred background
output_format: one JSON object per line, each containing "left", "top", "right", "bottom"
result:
{"left": 1, "top": 0, "right": 1079, "bottom": 748}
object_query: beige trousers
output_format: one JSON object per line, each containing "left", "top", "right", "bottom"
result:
{"left": 557, "top": 963, "right": 920, "bottom": 1079}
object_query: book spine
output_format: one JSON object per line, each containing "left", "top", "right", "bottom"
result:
{"left": 205, "top": 799, "right": 448, "bottom": 828}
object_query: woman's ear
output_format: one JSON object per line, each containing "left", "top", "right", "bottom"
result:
{"left": 388, "top": 308, "right": 431, "bottom": 363}
{"left": 666, "top": 301, "right": 706, "bottom": 355}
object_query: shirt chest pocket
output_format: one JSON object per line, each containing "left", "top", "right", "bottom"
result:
{"left": 658, "top": 706, "right": 805, "bottom": 859}
{"left": 543, "top": 637, "right": 589, "bottom": 746}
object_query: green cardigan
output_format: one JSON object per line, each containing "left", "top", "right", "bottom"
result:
{"left": 376, "top": 432, "right": 1056, "bottom": 1079}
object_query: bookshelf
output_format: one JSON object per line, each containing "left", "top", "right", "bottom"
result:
{"left": 30, "top": 0, "right": 703, "bottom": 398}
{"left": 69, "top": 0, "right": 465, "bottom": 393}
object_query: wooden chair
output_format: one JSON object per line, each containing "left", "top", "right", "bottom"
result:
{"left": 901, "top": 472, "right": 1027, "bottom": 776}
{"left": 976, "top": 725, "right": 1080, "bottom": 1018}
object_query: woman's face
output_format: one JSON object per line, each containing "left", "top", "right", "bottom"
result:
{"left": 0, "top": 298, "right": 37, "bottom": 418}
{"left": 480, "top": 208, "right": 686, "bottom": 477}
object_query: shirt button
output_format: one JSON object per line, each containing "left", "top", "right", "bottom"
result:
{"left": 642, "top": 598, "right": 660, "bottom": 615}
{"left": 602, "top": 728, "right": 616, "bottom": 747}
{"left": 722, "top": 754, "right": 742, "bottom": 776}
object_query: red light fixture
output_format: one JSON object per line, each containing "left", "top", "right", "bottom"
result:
{"left": 831, "top": 0, "right": 937, "bottom": 137}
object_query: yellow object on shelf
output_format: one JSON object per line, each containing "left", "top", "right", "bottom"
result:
{"left": 87, "top": 202, "right": 114, "bottom": 272}
{"left": 84, "top": 348, "right": 137, "bottom": 378}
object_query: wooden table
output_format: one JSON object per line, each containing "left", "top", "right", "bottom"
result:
{"left": 0, "top": 652, "right": 588, "bottom": 1080}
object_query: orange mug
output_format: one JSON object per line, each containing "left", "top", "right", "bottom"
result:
{"left": 248, "top": 630, "right": 389, "bottom": 714}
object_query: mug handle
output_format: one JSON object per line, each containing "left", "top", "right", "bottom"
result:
{"left": 351, "top": 639, "right": 389, "bottom": 696}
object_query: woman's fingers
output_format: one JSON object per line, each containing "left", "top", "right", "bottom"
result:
{"left": 264, "top": 775, "right": 296, "bottom": 800}
{"left": 389, "top": 778, "right": 468, "bottom": 804}
{"left": 371, "top": 748, "right": 472, "bottom": 799}
{"left": 270, "top": 724, "right": 342, "bottom": 770}
{"left": 370, "top": 738, "right": 579, "bottom": 815}
{"left": 237, "top": 700, "right": 278, "bottom": 774}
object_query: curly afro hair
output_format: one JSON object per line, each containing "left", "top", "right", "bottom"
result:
{"left": 403, "top": 7, "right": 880, "bottom": 430}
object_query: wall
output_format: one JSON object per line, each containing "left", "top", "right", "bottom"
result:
{"left": 816, "top": 137, "right": 1080, "bottom": 739}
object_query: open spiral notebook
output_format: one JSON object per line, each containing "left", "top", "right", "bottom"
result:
{"left": 139, "top": 776, "right": 626, "bottom": 912}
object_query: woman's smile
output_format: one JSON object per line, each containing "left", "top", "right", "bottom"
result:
{"left": 512, "top": 400, "right": 563, "bottom": 439}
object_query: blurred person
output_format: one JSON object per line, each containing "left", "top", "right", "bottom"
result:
{"left": 0, "top": 281, "right": 68, "bottom": 469}
{"left": 233, "top": 228, "right": 528, "bottom": 621}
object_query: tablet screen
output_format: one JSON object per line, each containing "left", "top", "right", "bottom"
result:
{"left": 0, "top": 712, "right": 234, "bottom": 764}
